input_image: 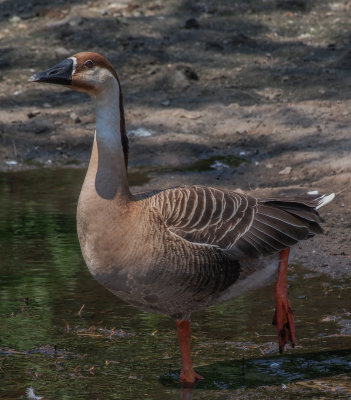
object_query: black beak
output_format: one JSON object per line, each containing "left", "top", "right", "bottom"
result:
{"left": 29, "top": 58, "right": 73, "bottom": 85}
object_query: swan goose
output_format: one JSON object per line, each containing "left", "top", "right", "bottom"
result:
{"left": 30, "top": 52, "right": 334, "bottom": 383}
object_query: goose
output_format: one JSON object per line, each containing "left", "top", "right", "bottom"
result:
{"left": 30, "top": 52, "right": 334, "bottom": 383}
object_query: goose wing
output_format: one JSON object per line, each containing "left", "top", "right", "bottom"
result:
{"left": 149, "top": 185, "right": 324, "bottom": 259}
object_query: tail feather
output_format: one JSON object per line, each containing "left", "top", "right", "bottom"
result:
{"left": 316, "top": 193, "right": 335, "bottom": 210}
{"left": 231, "top": 192, "right": 334, "bottom": 259}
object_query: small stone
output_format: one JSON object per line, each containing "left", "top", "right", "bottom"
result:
{"left": 184, "top": 17, "right": 199, "bottom": 29}
{"left": 211, "top": 161, "right": 229, "bottom": 170}
{"left": 70, "top": 112, "right": 81, "bottom": 123}
{"left": 176, "top": 65, "right": 199, "bottom": 81}
{"left": 279, "top": 166, "right": 292, "bottom": 175}
{"left": 27, "top": 111, "right": 41, "bottom": 119}
{"left": 26, "top": 387, "right": 44, "bottom": 400}
{"left": 161, "top": 99, "right": 170, "bottom": 107}
{"left": 128, "top": 127, "right": 154, "bottom": 137}
{"left": 9, "top": 16, "right": 21, "bottom": 24}
{"left": 69, "top": 16, "right": 83, "bottom": 27}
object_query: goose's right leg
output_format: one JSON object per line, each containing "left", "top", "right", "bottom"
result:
{"left": 176, "top": 320, "right": 204, "bottom": 383}
{"left": 273, "top": 248, "right": 295, "bottom": 353}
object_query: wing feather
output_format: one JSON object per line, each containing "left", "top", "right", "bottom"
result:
{"left": 148, "top": 186, "right": 326, "bottom": 260}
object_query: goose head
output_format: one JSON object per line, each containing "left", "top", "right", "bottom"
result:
{"left": 29, "top": 52, "right": 120, "bottom": 97}
{"left": 30, "top": 52, "right": 129, "bottom": 169}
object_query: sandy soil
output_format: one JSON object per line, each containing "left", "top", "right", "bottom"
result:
{"left": 0, "top": 0, "right": 350, "bottom": 276}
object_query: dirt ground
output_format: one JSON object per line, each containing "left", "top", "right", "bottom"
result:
{"left": 0, "top": 0, "right": 350, "bottom": 276}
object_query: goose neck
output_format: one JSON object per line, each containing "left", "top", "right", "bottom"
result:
{"left": 92, "top": 79, "right": 130, "bottom": 199}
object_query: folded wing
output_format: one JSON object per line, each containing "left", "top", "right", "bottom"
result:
{"left": 149, "top": 186, "right": 325, "bottom": 259}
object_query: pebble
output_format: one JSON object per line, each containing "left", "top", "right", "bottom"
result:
{"left": 9, "top": 16, "right": 21, "bottom": 24}
{"left": 211, "top": 161, "right": 229, "bottom": 170}
{"left": 70, "top": 112, "right": 81, "bottom": 123}
{"left": 27, "top": 111, "right": 41, "bottom": 119}
{"left": 279, "top": 166, "right": 292, "bottom": 175}
{"left": 128, "top": 127, "right": 154, "bottom": 137}
{"left": 26, "top": 387, "right": 44, "bottom": 400}
{"left": 184, "top": 17, "right": 199, "bottom": 29}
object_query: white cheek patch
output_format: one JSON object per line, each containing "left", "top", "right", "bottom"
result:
{"left": 97, "top": 68, "right": 114, "bottom": 83}
{"left": 69, "top": 56, "right": 77, "bottom": 75}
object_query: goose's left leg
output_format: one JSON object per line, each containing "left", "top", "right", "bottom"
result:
{"left": 176, "top": 320, "right": 204, "bottom": 383}
{"left": 273, "top": 248, "right": 295, "bottom": 353}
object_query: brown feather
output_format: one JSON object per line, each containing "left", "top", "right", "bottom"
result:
{"left": 149, "top": 185, "right": 325, "bottom": 260}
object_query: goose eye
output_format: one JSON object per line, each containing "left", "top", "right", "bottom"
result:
{"left": 84, "top": 60, "right": 94, "bottom": 68}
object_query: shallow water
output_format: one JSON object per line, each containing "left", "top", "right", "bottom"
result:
{"left": 1, "top": 169, "right": 351, "bottom": 400}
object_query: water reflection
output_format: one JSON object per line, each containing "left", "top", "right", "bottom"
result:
{"left": 1, "top": 168, "right": 351, "bottom": 399}
{"left": 180, "top": 386, "right": 195, "bottom": 400}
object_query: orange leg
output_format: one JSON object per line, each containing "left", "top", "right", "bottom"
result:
{"left": 273, "top": 248, "right": 295, "bottom": 353}
{"left": 176, "top": 320, "right": 204, "bottom": 383}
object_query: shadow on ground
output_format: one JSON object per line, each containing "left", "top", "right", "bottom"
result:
{"left": 160, "top": 348, "right": 351, "bottom": 390}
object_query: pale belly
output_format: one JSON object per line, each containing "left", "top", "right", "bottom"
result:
{"left": 82, "top": 245, "right": 280, "bottom": 320}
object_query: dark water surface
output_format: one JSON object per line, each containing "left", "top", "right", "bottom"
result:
{"left": 1, "top": 169, "right": 351, "bottom": 399}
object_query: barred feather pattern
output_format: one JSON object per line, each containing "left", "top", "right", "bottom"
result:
{"left": 148, "top": 185, "right": 324, "bottom": 260}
